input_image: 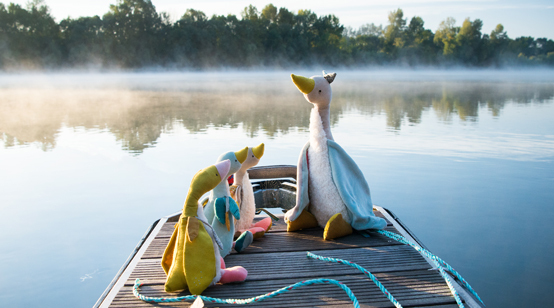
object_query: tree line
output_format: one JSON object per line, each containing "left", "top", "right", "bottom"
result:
{"left": 0, "top": 0, "right": 553, "bottom": 70}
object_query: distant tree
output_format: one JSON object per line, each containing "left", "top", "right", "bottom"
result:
{"left": 487, "top": 24, "right": 509, "bottom": 65}
{"left": 170, "top": 9, "right": 213, "bottom": 67}
{"left": 276, "top": 7, "right": 294, "bottom": 25}
{"left": 261, "top": 4, "right": 278, "bottom": 23}
{"left": 383, "top": 8, "right": 406, "bottom": 56}
{"left": 241, "top": 4, "right": 259, "bottom": 21}
{"left": 59, "top": 16, "right": 104, "bottom": 66}
{"left": 403, "top": 16, "right": 436, "bottom": 64}
{"left": 456, "top": 18, "right": 483, "bottom": 64}
{"left": 434, "top": 17, "right": 458, "bottom": 57}
{"left": 102, "top": 0, "right": 168, "bottom": 67}
{"left": 0, "top": 0, "right": 61, "bottom": 68}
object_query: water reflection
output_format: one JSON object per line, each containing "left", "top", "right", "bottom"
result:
{"left": 1, "top": 75, "right": 553, "bottom": 153}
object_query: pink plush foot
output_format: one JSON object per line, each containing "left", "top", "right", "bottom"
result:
{"left": 220, "top": 257, "right": 226, "bottom": 269}
{"left": 219, "top": 266, "right": 248, "bottom": 284}
{"left": 248, "top": 227, "right": 266, "bottom": 239}
{"left": 253, "top": 217, "right": 272, "bottom": 232}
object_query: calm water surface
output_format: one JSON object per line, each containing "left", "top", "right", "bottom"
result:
{"left": 1, "top": 70, "right": 553, "bottom": 307}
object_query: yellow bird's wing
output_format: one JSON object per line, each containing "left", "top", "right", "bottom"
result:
{"left": 164, "top": 216, "right": 189, "bottom": 292}
{"left": 161, "top": 222, "right": 178, "bottom": 275}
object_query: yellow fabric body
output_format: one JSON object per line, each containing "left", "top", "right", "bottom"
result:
{"left": 323, "top": 213, "right": 353, "bottom": 240}
{"left": 291, "top": 74, "right": 315, "bottom": 94}
{"left": 184, "top": 220, "right": 216, "bottom": 295}
{"left": 162, "top": 164, "right": 224, "bottom": 293}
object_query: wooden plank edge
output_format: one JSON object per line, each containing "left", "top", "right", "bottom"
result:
{"left": 374, "top": 205, "right": 484, "bottom": 308}
{"left": 95, "top": 214, "right": 170, "bottom": 308}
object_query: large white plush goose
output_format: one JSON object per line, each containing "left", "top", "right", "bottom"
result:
{"left": 284, "top": 72, "right": 386, "bottom": 240}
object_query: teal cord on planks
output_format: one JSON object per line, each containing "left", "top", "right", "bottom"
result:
{"left": 306, "top": 252, "right": 402, "bottom": 308}
{"left": 133, "top": 277, "right": 360, "bottom": 307}
{"left": 133, "top": 252, "right": 394, "bottom": 307}
{"left": 376, "top": 229, "right": 485, "bottom": 307}
{"left": 133, "top": 235, "right": 484, "bottom": 308}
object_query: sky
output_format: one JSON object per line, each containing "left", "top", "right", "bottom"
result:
{"left": 5, "top": 0, "right": 554, "bottom": 39}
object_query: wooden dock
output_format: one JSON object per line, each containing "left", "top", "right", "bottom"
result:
{"left": 96, "top": 206, "right": 481, "bottom": 307}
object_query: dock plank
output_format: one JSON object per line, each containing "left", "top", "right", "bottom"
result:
{"left": 102, "top": 209, "right": 466, "bottom": 308}
{"left": 144, "top": 226, "right": 402, "bottom": 259}
{"left": 156, "top": 211, "right": 391, "bottom": 237}
{"left": 131, "top": 245, "right": 431, "bottom": 282}
{"left": 113, "top": 271, "right": 457, "bottom": 308}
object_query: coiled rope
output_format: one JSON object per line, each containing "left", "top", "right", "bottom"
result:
{"left": 376, "top": 229, "right": 484, "bottom": 306}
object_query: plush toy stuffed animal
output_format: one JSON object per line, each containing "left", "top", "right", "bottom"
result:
{"left": 162, "top": 160, "right": 248, "bottom": 294}
{"left": 284, "top": 72, "right": 387, "bottom": 240}
{"left": 203, "top": 147, "right": 254, "bottom": 257}
{"left": 231, "top": 143, "right": 272, "bottom": 238}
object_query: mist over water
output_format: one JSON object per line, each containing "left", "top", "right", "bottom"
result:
{"left": 0, "top": 70, "right": 553, "bottom": 307}
{"left": 2, "top": 70, "right": 554, "bottom": 155}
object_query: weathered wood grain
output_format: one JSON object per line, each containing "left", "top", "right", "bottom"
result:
{"left": 112, "top": 271, "right": 458, "bottom": 307}
{"left": 104, "top": 210, "right": 462, "bottom": 308}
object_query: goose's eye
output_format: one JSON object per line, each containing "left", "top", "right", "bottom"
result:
{"left": 318, "top": 90, "right": 322, "bottom": 93}
{"left": 252, "top": 155, "right": 254, "bottom": 157}
{"left": 235, "top": 159, "right": 238, "bottom": 162}
{"left": 215, "top": 173, "right": 218, "bottom": 177}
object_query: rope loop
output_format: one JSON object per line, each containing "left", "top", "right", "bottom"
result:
{"left": 376, "top": 229, "right": 484, "bottom": 306}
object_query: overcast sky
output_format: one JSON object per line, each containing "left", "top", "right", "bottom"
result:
{"left": 6, "top": 0, "right": 554, "bottom": 39}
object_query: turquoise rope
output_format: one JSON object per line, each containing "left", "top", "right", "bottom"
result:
{"left": 133, "top": 276, "right": 360, "bottom": 307}
{"left": 133, "top": 234, "right": 483, "bottom": 308}
{"left": 377, "top": 229, "right": 484, "bottom": 306}
{"left": 306, "top": 252, "right": 402, "bottom": 308}
{"left": 133, "top": 251, "right": 406, "bottom": 307}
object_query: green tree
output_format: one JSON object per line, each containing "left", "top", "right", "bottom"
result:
{"left": 102, "top": 0, "right": 168, "bottom": 67}
{"left": 403, "top": 16, "right": 435, "bottom": 64}
{"left": 59, "top": 16, "right": 104, "bottom": 66}
{"left": 456, "top": 18, "right": 483, "bottom": 64}
{"left": 170, "top": 9, "right": 214, "bottom": 67}
{"left": 434, "top": 17, "right": 458, "bottom": 57}
{"left": 261, "top": 4, "right": 277, "bottom": 23}
{"left": 241, "top": 4, "right": 259, "bottom": 21}
{"left": 383, "top": 8, "right": 406, "bottom": 56}
{"left": 488, "top": 24, "right": 509, "bottom": 65}
{"left": 0, "top": 0, "right": 61, "bottom": 68}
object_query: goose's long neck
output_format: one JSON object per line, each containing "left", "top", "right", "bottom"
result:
{"left": 184, "top": 189, "right": 202, "bottom": 217}
{"left": 235, "top": 169, "right": 247, "bottom": 186}
{"left": 315, "top": 106, "right": 334, "bottom": 141}
{"left": 212, "top": 180, "right": 230, "bottom": 197}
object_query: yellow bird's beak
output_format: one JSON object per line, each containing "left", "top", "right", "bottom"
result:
{"left": 235, "top": 147, "right": 248, "bottom": 164}
{"left": 291, "top": 74, "right": 315, "bottom": 94}
{"left": 252, "top": 143, "right": 264, "bottom": 159}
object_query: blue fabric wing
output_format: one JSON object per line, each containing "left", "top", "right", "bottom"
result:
{"left": 228, "top": 197, "right": 240, "bottom": 220}
{"left": 214, "top": 197, "right": 227, "bottom": 225}
{"left": 327, "top": 140, "right": 387, "bottom": 230}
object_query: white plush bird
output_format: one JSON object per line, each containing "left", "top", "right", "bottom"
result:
{"left": 284, "top": 72, "right": 387, "bottom": 240}
{"left": 232, "top": 143, "right": 272, "bottom": 238}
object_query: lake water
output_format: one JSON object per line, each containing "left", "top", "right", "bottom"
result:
{"left": 1, "top": 70, "right": 553, "bottom": 307}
